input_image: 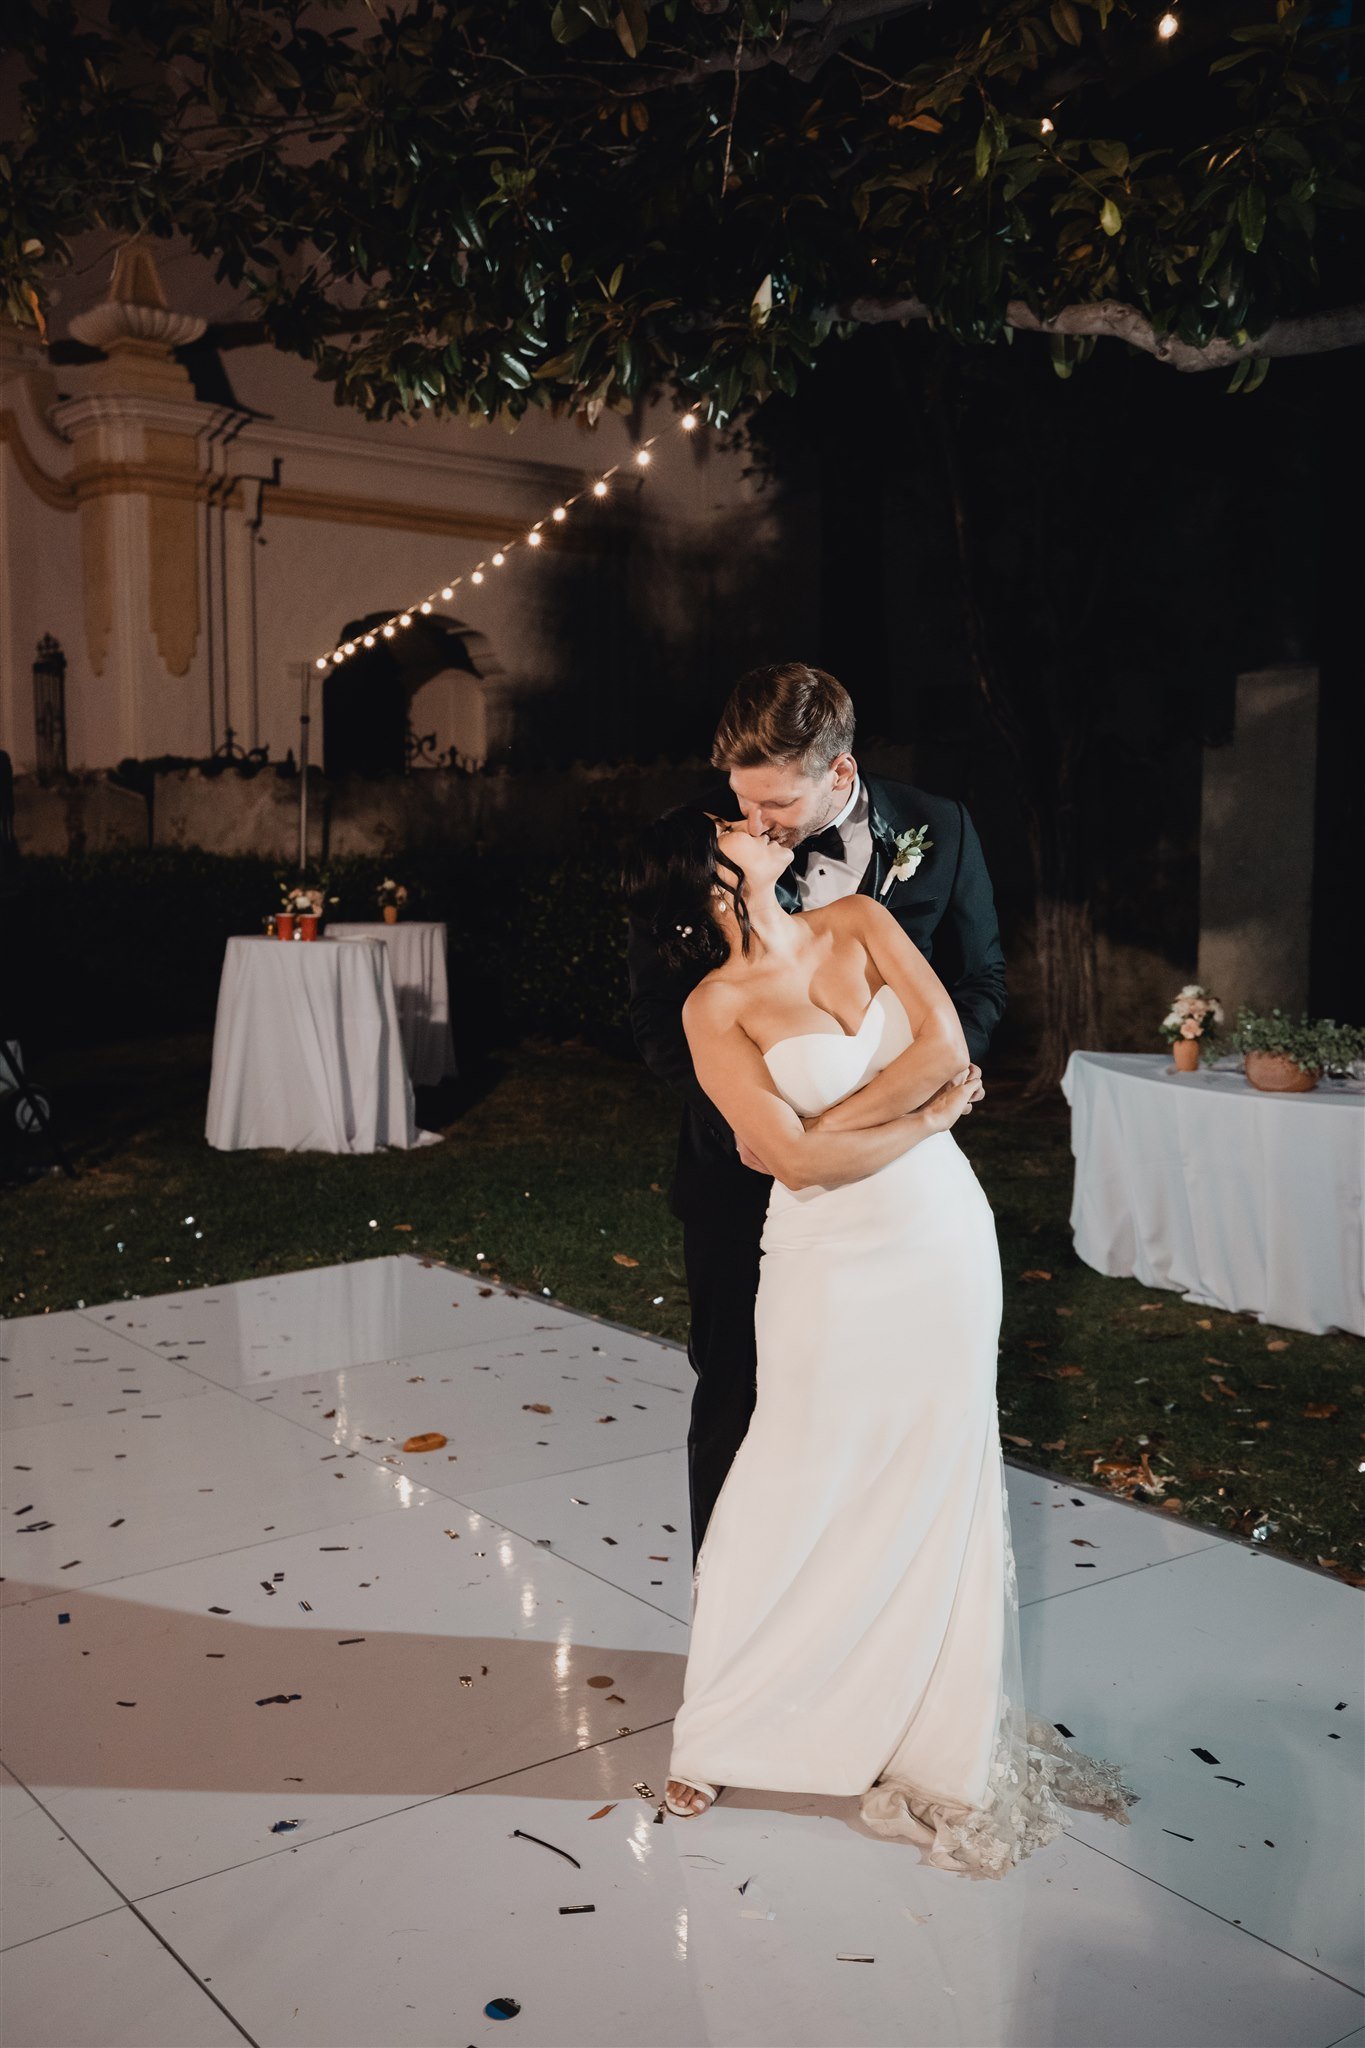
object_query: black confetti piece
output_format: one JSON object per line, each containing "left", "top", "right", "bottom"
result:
{"left": 270, "top": 1819, "right": 304, "bottom": 1834}
{"left": 485, "top": 1997, "right": 520, "bottom": 2021}
{"left": 1053, "top": 1722, "right": 1074, "bottom": 1738}
{"left": 1214, "top": 1775, "right": 1245, "bottom": 1787}
{"left": 1162, "top": 1829, "right": 1194, "bottom": 1841}
{"left": 558, "top": 1905, "right": 595, "bottom": 1915}
{"left": 1192, "top": 1747, "right": 1221, "bottom": 1765}
{"left": 511, "top": 1829, "right": 580, "bottom": 1869}
{"left": 256, "top": 1693, "right": 302, "bottom": 1706}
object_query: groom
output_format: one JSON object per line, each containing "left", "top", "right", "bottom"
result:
{"left": 626, "top": 662, "right": 1007, "bottom": 1562}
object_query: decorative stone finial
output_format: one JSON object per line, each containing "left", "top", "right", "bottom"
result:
{"left": 69, "top": 240, "right": 206, "bottom": 350}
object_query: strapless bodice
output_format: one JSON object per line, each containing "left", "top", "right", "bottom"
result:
{"left": 761, "top": 984, "right": 912, "bottom": 1120}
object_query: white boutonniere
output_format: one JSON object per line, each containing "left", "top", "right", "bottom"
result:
{"left": 880, "top": 825, "right": 933, "bottom": 897}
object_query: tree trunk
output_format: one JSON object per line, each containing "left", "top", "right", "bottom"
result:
{"left": 924, "top": 355, "right": 1101, "bottom": 1098}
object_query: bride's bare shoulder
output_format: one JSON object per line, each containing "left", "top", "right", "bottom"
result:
{"left": 682, "top": 971, "right": 740, "bottom": 1032}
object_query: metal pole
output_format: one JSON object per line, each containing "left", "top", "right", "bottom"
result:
{"left": 298, "top": 661, "right": 311, "bottom": 874}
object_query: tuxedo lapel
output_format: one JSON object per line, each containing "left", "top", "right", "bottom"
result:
{"left": 858, "top": 777, "right": 897, "bottom": 900}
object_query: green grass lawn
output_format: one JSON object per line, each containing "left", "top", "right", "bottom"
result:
{"left": 3, "top": 1034, "right": 1361, "bottom": 1584}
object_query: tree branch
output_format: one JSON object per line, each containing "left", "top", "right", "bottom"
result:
{"left": 619, "top": 0, "right": 937, "bottom": 94}
{"left": 840, "top": 294, "right": 1365, "bottom": 368}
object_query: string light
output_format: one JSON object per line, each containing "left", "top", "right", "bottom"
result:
{"left": 1157, "top": 8, "right": 1178, "bottom": 34}
{"left": 1040, "top": 117, "right": 1055, "bottom": 135}
{"left": 312, "top": 408, "right": 708, "bottom": 666}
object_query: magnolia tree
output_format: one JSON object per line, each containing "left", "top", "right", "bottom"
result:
{"left": 2, "top": 0, "right": 1361, "bottom": 1080}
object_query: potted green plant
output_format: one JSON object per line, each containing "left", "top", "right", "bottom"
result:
{"left": 1230, "top": 1008, "right": 1365, "bottom": 1093}
{"left": 1160, "top": 983, "right": 1223, "bottom": 1072}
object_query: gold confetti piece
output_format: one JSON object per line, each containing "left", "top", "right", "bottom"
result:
{"left": 522, "top": 1402, "right": 553, "bottom": 1414}
{"left": 1019, "top": 1270, "right": 1053, "bottom": 1282}
{"left": 1041, "top": 1436, "right": 1067, "bottom": 1451}
{"left": 392, "top": 1223, "right": 413, "bottom": 1232}
{"left": 1137, "top": 1302, "right": 1163, "bottom": 1312}
{"left": 633, "top": 1782, "right": 655, "bottom": 1800}
{"left": 597, "top": 1414, "right": 617, "bottom": 1423}
{"left": 1303, "top": 1403, "right": 1339, "bottom": 1419}
{"left": 1266, "top": 1338, "right": 1290, "bottom": 1352}
{"left": 1195, "top": 1319, "right": 1213, "bottom": 1329}
{"left": 1002, "top": 1433, "right": 1033, "bottom": 1447}
{"left": 401, "top": 1432, "right": 447, "bottom": 1454}
{"left": 586, "top": 1675, "right": 615, "bottom": 1688}
{"left": 613, "top": 1253, "right": 639, "bottom": 1267}
{"left": 588, "top": 1804, "right": 616, "bottom": 1820}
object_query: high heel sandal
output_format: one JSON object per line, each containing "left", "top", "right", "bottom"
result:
{"left": 664, "top": 1777, "right": 721, "bottom": 1817}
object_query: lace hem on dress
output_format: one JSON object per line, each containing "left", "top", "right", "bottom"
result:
{"left": 857, "top": 1452, "right": 1140, "bottom": 1879}
{"left": 857, "top": 1698, "right": 1139, "bottom": 1878}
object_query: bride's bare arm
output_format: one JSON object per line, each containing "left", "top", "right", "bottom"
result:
{"left": 808, "top": 898, "right": 972, "bottom": 1135}
{"left": 683, "top": 984, "right": 975, "bottom": 1191}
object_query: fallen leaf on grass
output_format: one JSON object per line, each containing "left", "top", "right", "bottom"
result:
{"left": 1019, "top": 1270, "right": 1052, "bottom": 1283}
{"left": 1041, "top": 1436, "right": 1067, "bottom": 1451}
{"left": 1055, "top": 1365, "right": 1087, "bottom": 1379}
{"left": 613, "top": 1254, "right": 639, "bottom": 1268}
{"left": 1002, "top": 1433, "right": 1033, "bottom": 1447}
{"left": 1266, "top": 1339, "right": 1290, "bottom": 1352}
{"left": 1195, "top": 1319, "right": 1212, "bottom": 1330}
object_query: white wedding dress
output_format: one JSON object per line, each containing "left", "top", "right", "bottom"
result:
{"left": 669, "top": 984, "right": 1138, "bottom": 1877}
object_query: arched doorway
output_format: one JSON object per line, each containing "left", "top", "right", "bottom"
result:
{"left": 322, "top": 615, "right": 512, "bottom": 778}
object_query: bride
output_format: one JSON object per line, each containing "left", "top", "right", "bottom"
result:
{"left": 624, "top": 806, "right": 1138, "bottom": 1878}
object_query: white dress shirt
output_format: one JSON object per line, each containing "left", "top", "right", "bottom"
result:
{"left": 796, "top": 774, "right": 874, "bottom": 911}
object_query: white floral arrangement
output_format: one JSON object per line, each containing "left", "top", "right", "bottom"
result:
{"left": 880, "top": 824, "right": 934, "bottom": 897}
{"left": 1161, "top": 983, "right": 1223, "bottom": 1044}
{"left": 281, "top": 885, "right": 325, "bottom": 917}
{"left": 376, "top": 878, "right": 409, "bottom": 910}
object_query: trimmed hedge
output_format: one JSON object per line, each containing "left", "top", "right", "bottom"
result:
{"left": 6, "top": 837, "right": 633, "bottom": 1058}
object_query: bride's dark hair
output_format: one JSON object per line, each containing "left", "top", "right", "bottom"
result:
{"left": 622, "top": 805, "right": 754, "bottom": 974}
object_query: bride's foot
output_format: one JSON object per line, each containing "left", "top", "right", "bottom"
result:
{"left": 665, "top": 1776, "right": 719, "bottom": 1816}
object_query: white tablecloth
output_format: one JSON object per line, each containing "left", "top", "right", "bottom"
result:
{"left": 206, "top": 937, "right": 438, "bottom": 1153}
{"left": 325, "top": 922, "right": 457, "bottom": 1086}
{"left": 1061, "top": 1051, "right": 1365, "bottom": 1336}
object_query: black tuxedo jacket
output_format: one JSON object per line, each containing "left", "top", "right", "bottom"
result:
{"left": 625, "top": 774, "right": 1007, "bottom": 1221}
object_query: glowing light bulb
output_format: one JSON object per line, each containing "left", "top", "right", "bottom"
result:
{"left": 315, "top": 656, "right": 328, "bottom": 670}
{"left": 332, "top": 651, "right": 344, "bottom": 664}
{"left": 1041, "top": 117, "right": 1055, "bottom": 134}
{"left": 362, "top": 635, "right": 375, "bottom": 648}
{"left": 382, "top": 623, "right": 395, "bottom": 637}
{"left": 492, "top": 551, "right": 505, "bottom": 566}
{"left": 344, "top": 642, "right": 357, "bottom": 655}
{"left": 527, "top": 530, "right": 542, "bottom": 546}
{"left": 681, "top": 412, "right": 698, "bottom": 431}
{"left": 1157, "top": 8, "right": 1178, "bottom": 34}
{"left": 593, "top": 480, "right": 609, "bottom": 498}
{"left": 420, "top": 600, "right": 432, "bottom": 614}
{"left": 399, "top": 612, "right": 412, "bottom": 627}
{"left": 472, "top": 569, "right": 484, "bottom": 584}
{"left": 441, "top": 585, "right": 454, "bottom": 600}
{"left": 552, "top": 505, "right": 566, "bottom": 521}
{"left": 635, "top": 448, "right": 652, "bottom": 466}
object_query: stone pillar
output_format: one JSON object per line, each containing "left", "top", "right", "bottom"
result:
{"left": 49, "top": 242, "right": 240, "bottom": 760}
{"left": 1198, "top": 666, "right": 1318, "bottom": 1020}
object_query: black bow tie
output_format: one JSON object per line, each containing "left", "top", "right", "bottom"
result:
{"left": 789, "top": 823, "right": 846, "bottom": 878}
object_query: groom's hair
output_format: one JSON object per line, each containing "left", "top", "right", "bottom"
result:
{"left": 711, "top": 662, "right": 855, "bottom": 774}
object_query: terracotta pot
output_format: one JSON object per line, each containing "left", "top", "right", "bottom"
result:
{"left": 298, "top": 914, "right": 320, "bottom": 942}
{"left": 1171, "top": 1037, "right": 1200, "bottom": 1072}
{"left": 276, "top": 913, "right": 295, "bottom": 941}
{"left": 1245, "top": 1050, "right": 1318, "bottom": 1093}
{"left": 383, "top": 904, "right": 399, "bottom": 924}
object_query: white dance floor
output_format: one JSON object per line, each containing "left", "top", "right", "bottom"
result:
{"left": 2, "top": 1255, "right": 1361, "bottom": 2048}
